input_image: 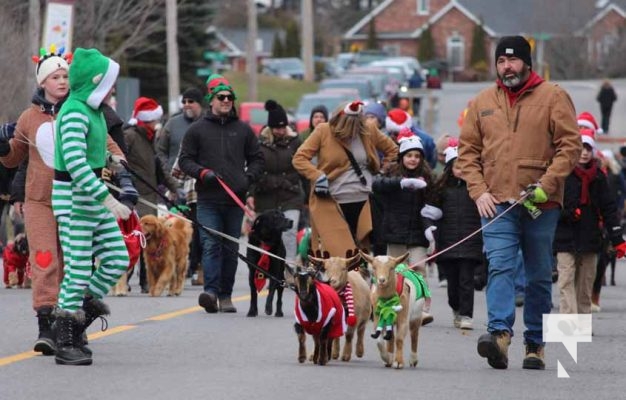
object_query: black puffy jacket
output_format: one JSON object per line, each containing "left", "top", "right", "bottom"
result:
{"left": 372, "top": 175, "right": 429, "bottom": 247}
{"left": 554, "top": 162, "right": 623, "bottom": 253}
{"left": 433, "top": 176, "right": 483, "bottom": 262}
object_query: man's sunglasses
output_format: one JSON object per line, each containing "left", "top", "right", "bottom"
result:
{"left": 216, "top": 94, "right": 234, "bottom": 102}
{"left": 182, "top": 99, "right": 196, "bottom": 104}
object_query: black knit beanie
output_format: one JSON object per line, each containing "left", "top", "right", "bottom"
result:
{"left": 265, "top": 99, "right": 288, "bottom": 128}
{"left": 495, "top": 36, "right": 532, "bottom": 68}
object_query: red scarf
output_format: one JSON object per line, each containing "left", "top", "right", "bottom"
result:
{"left": 497, "top": 71, "right": 544, "bottom": 106}
{"left": 573, "top": 160, "right": 597, "bottom": 205}
{"left": 137, "top": 121, "right": 156, "bottom": 141}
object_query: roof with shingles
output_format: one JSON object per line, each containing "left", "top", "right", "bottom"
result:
{"left": 345, "top": 0, "right": 622, "bottom": 39}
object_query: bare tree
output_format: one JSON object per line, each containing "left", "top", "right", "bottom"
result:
{"left": 0, "top": 1, "right": 30, "bottom": 120}
{"left": 73, "top": 0, "right": 166, "bottom": 59}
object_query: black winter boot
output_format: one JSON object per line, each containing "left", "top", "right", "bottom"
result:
{"left": 33, "top": 306, "right": 56, "bottom": 356}
{"left": 54, "top": 310, "right": 92, "bottom": 366}
{"left": 74, "top": 295, "right": 110, "bottom": 355}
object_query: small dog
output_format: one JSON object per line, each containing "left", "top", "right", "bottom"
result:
{"left": 246, "top": 209, "right": 293, "bottom": 317}
{"left": 3, "top": 233, "right": 30, "bottom": 289}
{"left": 140, "top": 215, "right": 192, "bottom": 296}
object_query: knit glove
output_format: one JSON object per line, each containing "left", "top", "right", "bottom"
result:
{"left": 400, "top": 177, "right": 427, "bottom": 191}
{"left": 314, "top": 174, "right": 330, "bottom": 197}
{"left": 103, "top": 194, "right": 132, "bottom": 220}
{"left": 424, "top": 226, "right": 437, "bottom": 245}
{"left": 525, "top": 183, "right": 548, "bottom": 203}
{"left": 0, "top": 122, "right": 16, "bottom": 141}
{"left": 107, "top": 153, "right": 126, "bottom": 173}
{"left": 200, "top": 168, "right": 218, "bottom": 185}
{"left": 421, "top": 204, "right": 443, "bottom": 221}
{"left": 117, "top": 171, "right": 138, "bottom": 208}
{"left": 615, "top": 241, "right": 626, "bottom": 259}
{"left": 0, "top": 122, "right": 15, "bottom": 156}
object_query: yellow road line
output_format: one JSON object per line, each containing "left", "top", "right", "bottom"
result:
{"left": 0, "top": 292, "right": 262, "bottom": 367}
{"left": 0, "top": 351, "right": 39, "bottom": 367}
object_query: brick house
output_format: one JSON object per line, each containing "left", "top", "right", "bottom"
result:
{"left": 343, "top": 0, "right": 626, "bottom": 79}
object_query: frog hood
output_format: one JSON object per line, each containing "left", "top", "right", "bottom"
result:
{"left": 68, "top": 48, "right": 119, "bottom": 110}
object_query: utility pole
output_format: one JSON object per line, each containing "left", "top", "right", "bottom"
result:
{"left": 247, "top": 0, "right": 258, "bottom": 101}
{"left": 166, "top": 0, "right": 180, "bottom": 115}
{"left": 301, "top": 0, "right": 314, "bottom": 81}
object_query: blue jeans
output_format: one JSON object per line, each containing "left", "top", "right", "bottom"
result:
{"left": 196, "top": 202, "right": 244, "bottom": 298}
{"left": 481, "top": 204, "right": 559, "bottom": 345}
{"left": 514, "top": 249, "right": 525, "bottom": 298}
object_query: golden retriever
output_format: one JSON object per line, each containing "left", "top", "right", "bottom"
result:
{"left": 140, "top": 215, "right": 192, "bottom": 296}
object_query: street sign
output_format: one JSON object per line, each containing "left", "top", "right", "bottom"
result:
{"left": 196, "top": 68, "right": 212, "bottom": 77}
{"left": 204, "top": 51, "right": 226, "bottom": 62}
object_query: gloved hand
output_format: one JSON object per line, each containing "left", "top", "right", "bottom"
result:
{"left": 0, "top": 122, "right": 16, "bottom": 141}
{"left": 200, "top": 168, "right": 217, "bottom": 185}
{"left": 117, "top": 171, "right": 138, "bottom": 208}
{"left": 103, "top": 194, "right": 132, "bottom": 220}
{"left": 424, "top": 226, "right": 437, "bottom": 244}
{"left": 107, "top": 153, "right": 126, "bottom": 173}
{"left": 525, "top": 183, "right": 548, "bottom": 203}
{"left": 400, "top": 177, "right": 427, "bottom": 191}
{"left": 615, "top": 241, "right": 626, "bottom": 259}
{"left": 314, "top": 174, "right": 330, "bottom": 197}
{"left": 0, "top": 122, "right": 15, "bottom": 156}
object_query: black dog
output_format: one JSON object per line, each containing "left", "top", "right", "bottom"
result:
{"left": 246, "top": 209, "right": 293, "bottom": 317}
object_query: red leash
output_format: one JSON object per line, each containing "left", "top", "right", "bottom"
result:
{"left": 216, "top": 176, "right": 256, "bottom": 220}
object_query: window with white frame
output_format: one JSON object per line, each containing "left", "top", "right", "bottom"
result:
{"left": 447, "top": 33, "right": 464, "bottom": 71}
{"left": 417, "top": 0, "right": 429, "bottom": 15}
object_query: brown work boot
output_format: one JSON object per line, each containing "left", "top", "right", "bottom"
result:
{"left": 522, "top": 342, "right": 545, "bottom": 370}
{"left": 477, "top": 330, "right": 511, "bottom": 369}
{"left": 218, "top": 297, "right": 237, "bottom": 313}
{"left": 198, "top": 292, "right": 218, "bottom": 313}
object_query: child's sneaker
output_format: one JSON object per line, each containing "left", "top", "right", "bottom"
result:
{"left": 453, "top": 311, "right": 461, "bottom": 328}
{"left": 460, "top": 316, "right": 473, "bottom": 330}
{"left": 421, "top": 311, "right": 434, "bottom": 326}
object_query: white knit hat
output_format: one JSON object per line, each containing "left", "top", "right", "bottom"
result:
{"left": 444, "top": 146, "right": 458, "bottom": 164}
{"left": 35, "top": 55, "right": 70, "bottom": 85}
{"left": 398, "top": 135, "right": 424, "bottom": 156}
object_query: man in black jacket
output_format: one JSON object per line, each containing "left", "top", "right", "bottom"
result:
{"left": 178, "top": 74, "right": 264, "bottom": 314}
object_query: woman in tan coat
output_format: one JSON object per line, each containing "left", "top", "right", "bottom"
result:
{"left": 292, "top": 101, "right": 397, "bottom": 257}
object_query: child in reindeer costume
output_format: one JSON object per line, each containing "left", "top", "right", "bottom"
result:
{"left": 52, "top": 48, "right": 131, "bottom": 366}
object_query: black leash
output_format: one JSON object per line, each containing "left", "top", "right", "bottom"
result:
{"left": 117, "top": 159, "right": 291, "bottom": 288}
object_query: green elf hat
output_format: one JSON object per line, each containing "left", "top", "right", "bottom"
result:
{"left": 205, "top": 73, "right": 237, "bottom": 103}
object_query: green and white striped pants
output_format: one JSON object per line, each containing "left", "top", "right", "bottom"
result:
{"left": 56, "top": 211, "right": 129, "bottom": 312}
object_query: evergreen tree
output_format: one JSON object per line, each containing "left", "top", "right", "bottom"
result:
{"left": 272, "top": 32, "right": 284, "bottom": 57}
{"left": 366, "top": 17, "right": 378, "bottom": 50}
{"left": 470, "top": 21, "right": 488, "bottom": 69}
{"left": 284, "top": 19, "right": 301, "bottom": 57}
{"left": 418, "top": 25, "right": 435, "bottom": 61}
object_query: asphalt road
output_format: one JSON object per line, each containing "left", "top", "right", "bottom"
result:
{"left": 1, "top": 79, "right": 626, "bottom": 399}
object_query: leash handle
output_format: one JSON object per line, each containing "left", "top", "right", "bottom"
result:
{"left": 409, "top": 191, "right": 531, "bottom": 269}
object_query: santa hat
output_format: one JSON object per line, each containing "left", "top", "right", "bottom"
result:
{"left": 398, "top": 134, "right": 424, "bottom": 157}
{"left": 128, "top": 97, "right": 163, "bottom": 125}
{"left": 386, "top": 109, "right": 412, "bottom": 133}
{"left": 580, "top": 128, "right": 595, "bottom": 150}
{"left": 32, "top": 44, "right": 71, "bottom": 85}
{"left": 444, "top": 146, "right": 458, "bottom": 164}
{"left": 343, "top": 101, "right": 364, "bottom": 115}
{"left": 577, "top": 112, "right": 603, "bottom": 134}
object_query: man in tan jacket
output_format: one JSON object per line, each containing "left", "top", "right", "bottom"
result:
{"left": 457, "top": 36, "right": 581, "bottom": 371}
